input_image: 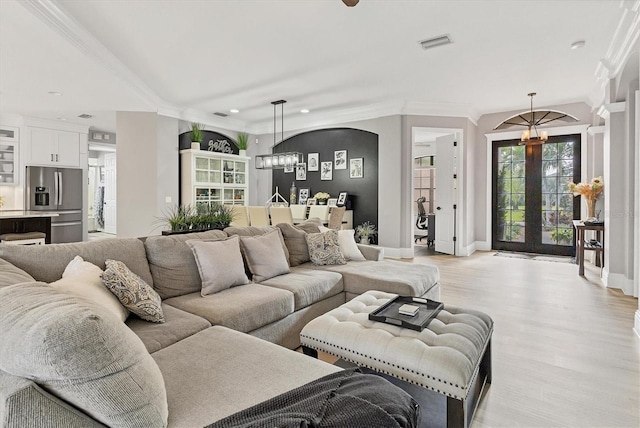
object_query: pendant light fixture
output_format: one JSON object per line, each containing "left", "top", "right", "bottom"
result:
{"left": 493, "top": 92, "right": 578, "bottom": 146}
{"left": 255, "top": 99, "right": 303, "bottom": 169}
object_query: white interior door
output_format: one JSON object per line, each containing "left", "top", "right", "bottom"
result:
{"left": 103, "top": 153, "right": 117, "bottom": 234}
{"left": 434, "top": 134, "right": 457, "bottom": 255}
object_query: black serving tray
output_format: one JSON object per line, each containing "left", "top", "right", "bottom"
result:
{"left": 369, "top": 296, "right": 443, "bottom": 331}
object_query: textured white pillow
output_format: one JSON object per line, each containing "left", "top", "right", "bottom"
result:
{"left": 50, "top": 256, "right": 129, "bottom": 322}
{"left": 319, "top": 227, "right": 366, "bottom": 261}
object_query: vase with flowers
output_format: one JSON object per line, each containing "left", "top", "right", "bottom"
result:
{"left": 314, "top": 192, "right": 330, "bottom": 205}
{"left": 568, "top": 176, "right": 603, "bottom": 220}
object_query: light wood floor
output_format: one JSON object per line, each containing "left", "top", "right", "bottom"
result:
{"left": 315, "top": 251, "right": 639, "bottom": 427}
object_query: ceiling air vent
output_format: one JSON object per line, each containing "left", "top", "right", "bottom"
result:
{"left": 78, "top": 113, "right": 93, "bottom": 119}
{"left": 213, "top": 112, "right": 228, "bottom": 117}
{"left": 419, "top": 34, "right": 453, "bottom": 51}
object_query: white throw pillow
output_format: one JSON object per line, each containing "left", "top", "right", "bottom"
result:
{"left": 319, "top": 226, "right": 366, "bottom": 261}
{"left": 50, "top": 256, "right": 129, "bottom": 322}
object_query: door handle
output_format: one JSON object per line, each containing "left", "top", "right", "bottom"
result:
{"left": 55, "top": 154, "right": 59, "bottom": 162}
{"left": 51, "top": 154, "right": 54, "bottom": 162}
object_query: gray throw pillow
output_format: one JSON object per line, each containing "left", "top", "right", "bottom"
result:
{"left": 305, "top": 230, "right": 347, "bottom": 266}
{"left": 0, "top": 282, "right": 168, "bottom": 428}
{"left": 0, "top": 257, "right": 35, "bottom": 288}
{"left": 276, "top": 220, "right": 322, "bottom": 266}
{"left": 187, "top": 236, "right": 250, "bottom": 296}
{"left": 102, "top": 260, "right": 165, "bottom": 323}
{"left": 224, "top": 225, "right": 290, "bottom": 261}
{"left": 239, "top": 229, "right": 290, "bottom": 282}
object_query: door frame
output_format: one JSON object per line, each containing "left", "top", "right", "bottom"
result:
{"left": 485, "top": 124, "right": 590, "bottom": 250}
{"left": 411, "top": 127, "right": 464, "bottom": 256}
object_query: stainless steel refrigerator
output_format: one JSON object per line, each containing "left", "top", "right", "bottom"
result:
{"left": 26, "top": 166, "right": 83, "bottom": 243}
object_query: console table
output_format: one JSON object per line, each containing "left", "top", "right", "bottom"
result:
{"left": 572, "top": 220, "right": 604, "bottom": 276}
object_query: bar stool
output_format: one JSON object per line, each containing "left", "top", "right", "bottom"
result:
{"left": 0, "top": 232, "right": 46, "bottom": 245}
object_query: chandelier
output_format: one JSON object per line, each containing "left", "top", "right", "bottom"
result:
{"left": 255, "top": 100, "right": 303, "bottom": 169}
{"left": 494, "top": 92, "right": 578, "bottom": 146}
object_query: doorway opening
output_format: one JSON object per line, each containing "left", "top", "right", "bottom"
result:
{"left": 491, "top": 134, "right": 581, "bottom": 255}
{"left": 88, "top": 142, "right": 116, "bottom": 240}
{"left": 412, "top": 127, "right": 462, "bottom": 257}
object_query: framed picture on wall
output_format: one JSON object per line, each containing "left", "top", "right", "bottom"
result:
{"left": 350, "top": 158, "right": 363, "bottom": 178}
{"left": 327, "top": 198, "right": 338, "bottom": 207}
{"left": 334, "top": 150, "right": 347, "bottom": 170}
{"left": 337, "top": 191, "right": 348, "bottom": 207}
{"left": 308, "top": 153, "right": 319, "bottom": 171}
{"left": 296, "top": 163, "right": 307, "bottom": 180}
{"left": 299, "top": 188, "right": 310, "bottom": 205}
{"left": 306, "top": 198, "right": 317, "bottom": 206}
{"left": 321, "top": 161, "right": 333, "bottom": 180}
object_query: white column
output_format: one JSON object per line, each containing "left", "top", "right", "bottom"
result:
{"left": 598, "top": 102, "right": 634, "bottom": 295}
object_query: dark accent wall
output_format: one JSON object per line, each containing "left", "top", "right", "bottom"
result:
{"left": 272, "top": 128, "right": 378, "bottom": 232}
{"left": 179, "top": 131, "right": 238, "bottom": 154}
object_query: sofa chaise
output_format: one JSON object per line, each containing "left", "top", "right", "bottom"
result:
{"left": 0, "top": 222, "right": 440, "bottom": 427}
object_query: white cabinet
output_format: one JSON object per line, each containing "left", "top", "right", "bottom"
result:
{"left": 181, "top": 149, "right": 249, "bottom": 210}
{"left": 0, "top": 142, "right": 17, "bottom": 186}
{"left": 28, "top": 127, "right": 80, "bottom": 167}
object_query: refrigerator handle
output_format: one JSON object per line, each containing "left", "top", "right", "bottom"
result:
{"left": 58, "top": 171, "right": 63, "bottom": 206}
{"left": 54, "top": 171, "right": 59, "bottom": 205}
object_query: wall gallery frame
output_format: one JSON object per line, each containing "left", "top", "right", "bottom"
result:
{"left": 334, "top": 150, "right": 347, "bottom": 170}
{"left": 284, "top": 164, "right": 294, "bottom": 173}
{"left": 308, "top": 153, "right": 319, "bottom": 171}
{"left": 321, "top": 161, "right": 333, "bottom": 180}
{"left": 296, "top": 163, "right": 307, "bottom": 180}
{"left": 299, "top": 188, "right": 310, "bottom": 204}
{"left": 350, "top": 158, "right": 363, "bottom": 178}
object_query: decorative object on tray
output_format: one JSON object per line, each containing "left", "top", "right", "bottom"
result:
{"left": 355, "top": 221, "right": 376, "bottom": 245}
{"left": 190, "top": 122, "right": 204, "bottom": 149}
{"left": 369, "top": 295, "right": 443, "bottom": 331}
{"left": 159, "top": 203, "right": 234, "bottom": 234}
{"left": 569, "top": 176, "right": 603, "bottom": 221}
{"left": 314, "top": 192, "right": 330, "bottom": 205}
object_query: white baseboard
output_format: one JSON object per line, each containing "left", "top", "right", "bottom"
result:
{"left": 602, "top": 268, "right": 635, "bottom": 296}
{"left": 458, "top": 242, "right": 476, "bottom": 256}
{"left": 473, "top": 240, "right": 492, "bottom": 251}
{"left": 381, "top": 247, "right": 413, "bottom": 259}
{"left": 635, "top": 310, "right": 640, "bottom": 340}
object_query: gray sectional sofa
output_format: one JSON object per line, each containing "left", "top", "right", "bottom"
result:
{"left": 0, "top": 223, "right": 440, "bottom": 427}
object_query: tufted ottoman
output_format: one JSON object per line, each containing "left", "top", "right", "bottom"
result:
{"left": 300, "top": 290, "right": 493, "bottom": 428}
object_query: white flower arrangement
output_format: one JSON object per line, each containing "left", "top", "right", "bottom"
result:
{"left": 314, "top": 192, "right": 331, "bottom": 201}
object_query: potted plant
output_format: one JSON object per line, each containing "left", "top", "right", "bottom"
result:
{"left": 190, "top": 123, "right": 204, "bottom": 150}
{"left": 314, "top": 192, "right": 331, "bottom": 205}
{"left": 236, "top": 132, "right": 248, "bottom": 157}
{"left": 159, "top": 203, "right": 234, "bottom": 235}
{"left": 355, "top": 221, "right": 377, "bottom": 245}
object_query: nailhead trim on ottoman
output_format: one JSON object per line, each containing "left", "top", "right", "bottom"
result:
{"left": 300, "top": 290, "right": 493, "bottom": 400}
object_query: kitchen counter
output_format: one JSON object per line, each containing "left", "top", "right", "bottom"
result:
{"left": 0, "top": 210, "right": 60, "bottom": 219}
{"left": 0, "top": 212, "right": 58, "bottom": 244}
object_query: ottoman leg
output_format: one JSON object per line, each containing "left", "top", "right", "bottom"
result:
{"left": 446, "top": 397, "right": 466, "bottom": 428}
{"left": 301, "top": 346, "right": 318, "bottom": 358}
{"left": 480, "top": 339, "right": 492, "bottom": 384}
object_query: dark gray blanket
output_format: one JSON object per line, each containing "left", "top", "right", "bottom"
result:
{"left": 206, "top": 368, "right": 418, "bottom": 428}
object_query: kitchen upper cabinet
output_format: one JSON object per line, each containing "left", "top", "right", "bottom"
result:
{"left": 28, "top": 127, "right": 80, "bottom": 167}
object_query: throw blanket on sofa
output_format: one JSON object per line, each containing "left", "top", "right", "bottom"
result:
{"left": 206, "top": 368, "right": 418, "bottom": 428}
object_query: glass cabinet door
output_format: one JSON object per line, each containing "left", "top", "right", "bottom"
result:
{"left": 0, "top": 143, "right": 16, "bottom": 185}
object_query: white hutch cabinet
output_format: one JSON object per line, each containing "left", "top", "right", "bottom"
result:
{"left": 180, "top": 149, "right": 249, "bottom": 210}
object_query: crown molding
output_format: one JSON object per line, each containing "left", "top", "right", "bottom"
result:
{"left": 402, "top": 101, "right": 480, "bottom": 125}
{"left": 597, "top": 101, "right": 626, "bottom": 119}
{"left": 20, "top": 0, "right": 176, "bottom": 113}
{"left": 587, "top": 125, "right": 606, "bottom": 135}
{"left": 22, "top": 116, "right": 90, "bottom": 133}
{"left": 593, "top": 0, "right": 640, "bottom": 106}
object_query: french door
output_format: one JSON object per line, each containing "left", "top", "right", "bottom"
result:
{"left": 492, "top": 134, "right": 580, "bottom": 256}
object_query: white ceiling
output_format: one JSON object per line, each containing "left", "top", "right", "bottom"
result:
{"left": 0, "top": 0, "right": 633, "bottom": 134}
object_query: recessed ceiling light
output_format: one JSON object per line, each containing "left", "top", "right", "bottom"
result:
{"left": 48, "top": 91, "right": 63, "bottom": 96}
{"left": 230, "top": 109, "right": 240, "bottom": 114}
{"left": 300, "top": 109, "right": 310, "bottom": 114}
{"left": 571, "top": 40, "right": 586, "bottom": 50}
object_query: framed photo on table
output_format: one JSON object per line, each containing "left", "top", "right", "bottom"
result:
{"left": 308, "top": 153, "right": 319, "bottom": 171}
{"left": 337, "top": 191, "right": 348, "bottom": 207}
{"left": 327, "top": 198, "right": 338, "bottom": 207}
{"left": 306, "top": 198, "right": 317, "bottom": 206}
{"left": 298, "top": 188, "right": 310, "bottom": 205}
